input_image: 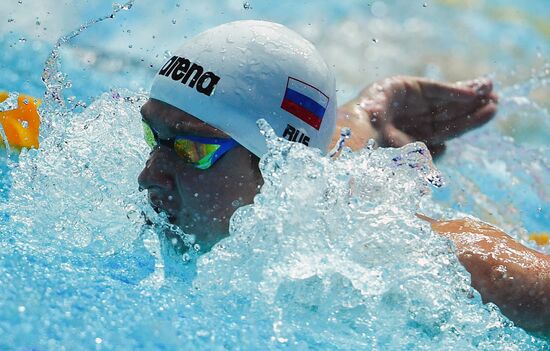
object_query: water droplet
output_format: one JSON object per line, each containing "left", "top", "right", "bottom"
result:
{"left": 164, "top": 50, "right": 172, "bottom": 58}
{"left": 19, "top": 37, "right": 27, "bottom": 43}
{"left": 167, "top": 195, "right": 173, "bottom": 201}
{"left": 422, "top": 2, "right": 428, "bottom": 7}
{"left": 182, "top": 253, "right": 190, "bottom": 262}
{"left": 194, "top": 193, "right": 199, "bottom": 197}
{"left": 21, "top": 121, "right": 29, "bottom": 129}
{"left": 128, "top": 44, "right": 133, "bottom": 48}
{"left": 18, "top": 306, "right": 26, "bottom": 313}
{"left": 95, "top": 337, "right": 103, "bottom": 344}
{"left": 122, "top": 2, "right": 133, "bottom": 10}
{"left": 243, "top": 1, "right": 252, "bottom": 9}
{"left": 366, "top": 139, "right": 377, "bottom": 150}
{"left": 7, "top": 18, "right": 14, "bottom": 23}
{"left": 172, "top": 19, "right": 177, "bottom": 24}
{"left": 175, "top": 2, "right": 180, "bottom": 7}
{"left": 193, "top": 244, "right": 200, "bottom": 251}
{"left": 23, "top": 99, "right": 29, "bottom": 105}
{"left": 18, "top": 0, "right": 22, "bottom": 3}
{"left": 372, "top": 38, "right": 379, "bottom": 43}
{"left": 232, "top": 199, "right": 241, "bottom": 207}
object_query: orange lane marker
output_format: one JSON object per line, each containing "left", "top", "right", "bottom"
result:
{"left": 0, "top": 91, "right": 41, "bottom": 151}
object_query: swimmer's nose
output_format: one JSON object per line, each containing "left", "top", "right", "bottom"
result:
{"left": 138, "top": 147, "right": 176, "bottom": 192}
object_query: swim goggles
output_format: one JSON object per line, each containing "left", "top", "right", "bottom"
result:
{"left": 142, "top": 120, "right": 239, "bottom": 170}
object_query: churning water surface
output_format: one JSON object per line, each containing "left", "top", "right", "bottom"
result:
{"left": 0, "top": 0, "right": 549, "bottom": 350}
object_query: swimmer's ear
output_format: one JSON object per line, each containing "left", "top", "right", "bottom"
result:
{"left": 416, "top": 213, "right": 437, "bottom": 224}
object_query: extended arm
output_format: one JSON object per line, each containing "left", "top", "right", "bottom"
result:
{"left": 334, "top": 76, "right": 498, "bottom": 158}
{"left": 418, "top": 214, "right": 550, "bottom": 332}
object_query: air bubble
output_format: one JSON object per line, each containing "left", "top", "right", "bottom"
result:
{"left": 172, "top": 19, "right": 177, "bottom": 24}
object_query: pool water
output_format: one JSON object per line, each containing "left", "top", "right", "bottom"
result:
{"left": 1, "top": 0, "right": 549, "bottom": 350}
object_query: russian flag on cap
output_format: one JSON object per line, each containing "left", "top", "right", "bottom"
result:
{"left": 281, "top": 77, "right": 329, "bottom": 130}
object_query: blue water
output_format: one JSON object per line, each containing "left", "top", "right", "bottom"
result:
{"left": 1, "top": 1, "right": 549, "bottom": 350}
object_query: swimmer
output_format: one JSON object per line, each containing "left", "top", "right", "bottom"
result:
{"left": 138, "top": 21, "right": 549, "bottom": 332}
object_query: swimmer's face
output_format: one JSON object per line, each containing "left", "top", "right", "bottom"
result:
{"left": 138, "top": 98, "right": 263, "bottom": 248}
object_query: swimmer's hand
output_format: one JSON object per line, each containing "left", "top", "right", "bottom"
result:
{"left": 417, "top": 213, "right": 550, "bottom": 333}
{"left": 336, "top": 76, "right": 498, "bottom": 158}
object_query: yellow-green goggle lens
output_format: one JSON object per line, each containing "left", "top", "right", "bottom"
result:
{"left": 142, "top": 122, "right": 157, "bottom": 148}
{"left": 174, "top": 139, "right": 221, "bottom": 164}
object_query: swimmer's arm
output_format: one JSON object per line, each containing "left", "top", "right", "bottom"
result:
{"left": 419, "top": 215, "right": 550, "bottom": 333}
{"left": 333, "top": 76, "right": 497, "bottom": 158}
{"left": 333, "top": 96, "right": 379, "bottom": 151}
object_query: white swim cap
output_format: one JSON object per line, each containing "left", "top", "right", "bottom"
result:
{"left": 150, "top": 20, "right": 337, "bottom": 157}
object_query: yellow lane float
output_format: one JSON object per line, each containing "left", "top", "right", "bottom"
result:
{"left": 0, "top": 91, "right": 41, "bottom": 152}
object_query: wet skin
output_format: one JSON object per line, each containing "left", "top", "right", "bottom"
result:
{"left": 419, "top": 214, "right": 550, "bottom": 333}
{"left": 138, "top": 98, "right": 263, "bottom": 249}
{"left": 335, "top": 76, "right": 498, "bottom": 158}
